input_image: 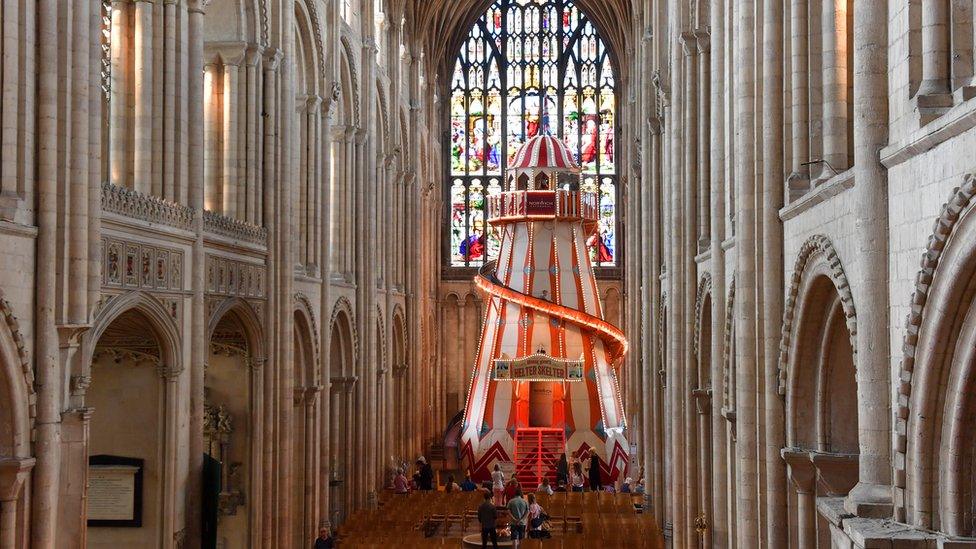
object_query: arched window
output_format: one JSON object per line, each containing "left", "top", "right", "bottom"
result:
{"left": 447, "top": 0, "right": 618, "bottom": 268}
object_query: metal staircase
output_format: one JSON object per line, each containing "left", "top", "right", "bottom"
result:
{"left": 514, "top": 428, "right": 565, "bottom": 489}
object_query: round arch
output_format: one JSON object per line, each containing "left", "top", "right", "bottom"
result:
{"left": 899, "top": 174, "right": 976, "bottom": 535}
{"left": 0, "top": 295, "right": 33, "bottom": 459}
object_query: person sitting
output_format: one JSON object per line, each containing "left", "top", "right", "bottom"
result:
{"left": 634, "top": 478, "right": 646, "bottom": 495}
{"left": 313, "top": 527, "right": 335, "bottom": 549}
{"left": 394, "top": 468, "right": 409, "bottom": 494}
{"left": 460, "top": 475, "right": 478, "bottom": 492}
{"left": 537, "top": 478, "right": 553, "bottom": 495}
{"left": 570, "top": 462, "right": 585, "bottom": 492}
{"left": 445, "top": 474, "right": 461, "bottom": 493}
{"left": 620, "top": 477, "right": 633, "bottom": 493}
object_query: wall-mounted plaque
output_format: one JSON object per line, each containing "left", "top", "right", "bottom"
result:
{"left": 88, "top": 455, "right": 144, "bottom": 527}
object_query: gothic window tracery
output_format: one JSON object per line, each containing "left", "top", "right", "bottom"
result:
{"left": 447, "top": 0, "right": 618, "bottom": 268}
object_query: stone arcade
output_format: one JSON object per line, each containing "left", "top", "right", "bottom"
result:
{"left": 1, "top": 0, "right": 976, "bottom": 548}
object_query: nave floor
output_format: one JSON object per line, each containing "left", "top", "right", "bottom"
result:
{"left": 334, "top": 489, "right": 664, "bottom": 548}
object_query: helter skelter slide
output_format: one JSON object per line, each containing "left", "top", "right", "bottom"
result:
{"left": 459, "top": 134, "right": 630, "bottom": 488}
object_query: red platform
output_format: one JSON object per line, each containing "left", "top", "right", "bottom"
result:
{"left": 513, "top": 428, "right": 565, "bottom": 489}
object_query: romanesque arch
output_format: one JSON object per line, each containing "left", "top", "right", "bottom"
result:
{"left": 327, "top": 297, "right": 357, "bottom": 524}
{"left": 0, "top": 294, "right": 34, "bottom": 547}
{"left": 206, "top": 297, "right": 265, "bottom": 547}
{"left": 84, "top": 291, "right": 183, "bottom": 547}
{"left": 776, "top": 236, "right": 858, "bottom": 547}
{"left": 292, "top": 299, "right": 319, "bottom": 546}
{"left": 899, "top": 174, "right": 976, "bottom": 536}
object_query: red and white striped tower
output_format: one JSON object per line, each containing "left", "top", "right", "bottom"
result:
{"left": 460, "top": 135, "right": 629, "bottom": 487}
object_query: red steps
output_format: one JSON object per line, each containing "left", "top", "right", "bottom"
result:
{"left": 514, "top": 428, "right": 565, "bottom": 489}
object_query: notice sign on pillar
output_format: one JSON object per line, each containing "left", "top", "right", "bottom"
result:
{"left": 87, "top": 455, "right": 144, "bottom": 527}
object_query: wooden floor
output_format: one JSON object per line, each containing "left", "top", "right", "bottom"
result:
{"left": 336, "top": 490, "right": 665, "bottom": 548}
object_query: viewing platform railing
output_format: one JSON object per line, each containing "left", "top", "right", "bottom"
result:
{"left": 486, "top": 190, "right": 599, "bottom": 228}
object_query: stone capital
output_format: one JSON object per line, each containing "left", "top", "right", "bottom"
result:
{"left": 205, "top": 41, "right": 248, "bottom": 67}
{"left": 263, "top": 47, "right": 283, "bottom": 72}
{"left": 187, "top": 0, "right": 212, "bottom": 14}
{"left": 691, "top": 387, "right": 711, "bottom": 415}
{"left": 694, "top": 28, "right": 711, "bottom": 54}
{"left": 157, "top": 362, "right": 184, "bottom": 381}
{"left": 363, "top": 38, "right": 379, "bottom": 54}
{"left": 245, "top": 45, "right": 263, "bottom": 67}
{"left": 679, "top": 32, "right": 698, "bottom": 57}
{"left": 811, "top": 451, "right": 858, "bottom": 497}
{"left": 781, "top": 448, "right": 816, "bottom": 494}
{"left": 0, "top": 457, "right": 36, "bottom": 502}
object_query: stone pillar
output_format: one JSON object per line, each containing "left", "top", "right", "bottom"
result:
{"left": 782, "top": 450, "right": 817, "bottom": 549}
{"left": 0, "top": 458, "right": 34, "bottom": 549}
{"left": 245, "top": 48, "right": 262, "bottom": 225}
{"left": 162, "top": 0, "right": 177, "bottom": 202}
{"left": 708, "top": 0, "right": 728, "bottom": 545}
{"left": 822, "top": 0, "right": 850, "bottom": 173}
{"left": 31, "top": 0, "right": 63, "bottom": 544}
{"left": 680, "top": 30, "right": 701, "bottom": 546}
{"left": 187, "top": 1, "right": 207, "bottom": 546}
{"left": 791, "top": 0, "right": 809, "bottom": 176}
{"left": 160, "top": 365, "right": 182, "bottom": 548}
{"left": 846, "top": 0, "right": 892, "bottom": 517}
{"left": 260, "top": 47, "right": 282, "bottom": 547}
{"left": 109, "top": 0, "right": 128, "bottom": 188}
{"left": 133, "top": 0, "right": 153, "bottom": 194}
{"left": 733, "top": 0, "right": 760, "bottom": 545}
{"left": 696, "top": 30, "right": 711, "bottom": 250}
{"left": 919, "top": 0, "right": 951, "bottom": 95}
{"left": 222, "top": 57, "right": 242, "bottom": 219}
{"left": 763, "top": 0, "right": 789, "bottom": 546}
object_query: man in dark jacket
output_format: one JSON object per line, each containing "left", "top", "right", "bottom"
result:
{"left": 416, "top": 457, "right": 434, "bottom": 491}
{"left": 313, "top": 527, "right": 335, "bottom": 549}
{"left": 477, "top": 491, "right": 499, "bottom": 549}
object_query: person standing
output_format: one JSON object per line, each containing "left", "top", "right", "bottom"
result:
{"left": 587, "top": 450, "right": 601, "bottom": 491}
{"left": 477, "top": 491, "right": 499, "bottom": 549}
{"left": 507, "top": 488, "right": 529, "bottom": 548}
{"left": 416, "top": 457, "right": 434, "bottom": 491}
{"left": 394, "top": 468, "right": 410, "bottom": 494}
{"left": 556, "top": 453, "right": 569, "bottom": 487}
{"left": 491, "top": 464, "right": 506, "bottom": 506}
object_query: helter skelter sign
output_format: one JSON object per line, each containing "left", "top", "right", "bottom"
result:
{"left": 492, "top": 353, "right": 585, "bottom": 382}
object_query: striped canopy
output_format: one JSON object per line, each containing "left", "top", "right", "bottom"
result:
{"left": 510, "top": 135, "right": 579, "bottom": 171}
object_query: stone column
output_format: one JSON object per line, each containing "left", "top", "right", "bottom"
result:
{"left": 782, "top": 449, "right": 817, "bottom": 549}
{"left": 31, "top": 0, "right": 63, "bottom": 544}
{"left": 733, "top": 0, "right": 760, "bottom": 545}
{"left": 109, "top": 0, "right": 128, "bottom": 188}
{"left": 187, "top": 1, "right": 207, "bottom": 546}
{"left": 222, "top": 55, "right": 242, "bottom": 219}
{"left": 790, "top": 0, "right": 809, "bottom": 176}
{"left": 203, "top": 62, "right": 220, "bottom": 211}
{"left": 304, "top": 387, "right": 320, "bottom": 542}
{"left": 69, "top": 0, "right": 92, "bottom": 324}
{"left": 696, "top": 30, "right": 711, "bottom": 250}
{"left": 133, "top": 0, "right": 153, "bottom": 194}
{"left": 162, "top": 0, "right": 177, "bottom": 201}
{"left": 0, "top": 457, "right": 34, "bottom": 549}
{"left": 919, "top": 0, "right": 951, "bottom": 95}
{"left": 260, "top": 47, "right": 282, "bottom": 547}
{"left": 680, "top": 30, "right": 700, "bottom": 546}
{"left": 245, "top": 48, "right": 261, "bottom": 225}
{"left": 708, "top": 0, "right": 728, "bottom": 545}
{"left": 159, "top": 365, "right": 182, "bottom": 548}
{"left": 763, "top": 0, "right": 788, "bottom": 546}
{"left": 822, "top": 0, "right": 850, "bottom": 173}
{"left": 846, "top": 0, "right": 892, "bottom": 517}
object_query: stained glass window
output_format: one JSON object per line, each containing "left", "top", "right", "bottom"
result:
{"left": 447, "top": 0, "right": 618, "bottom": 268}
